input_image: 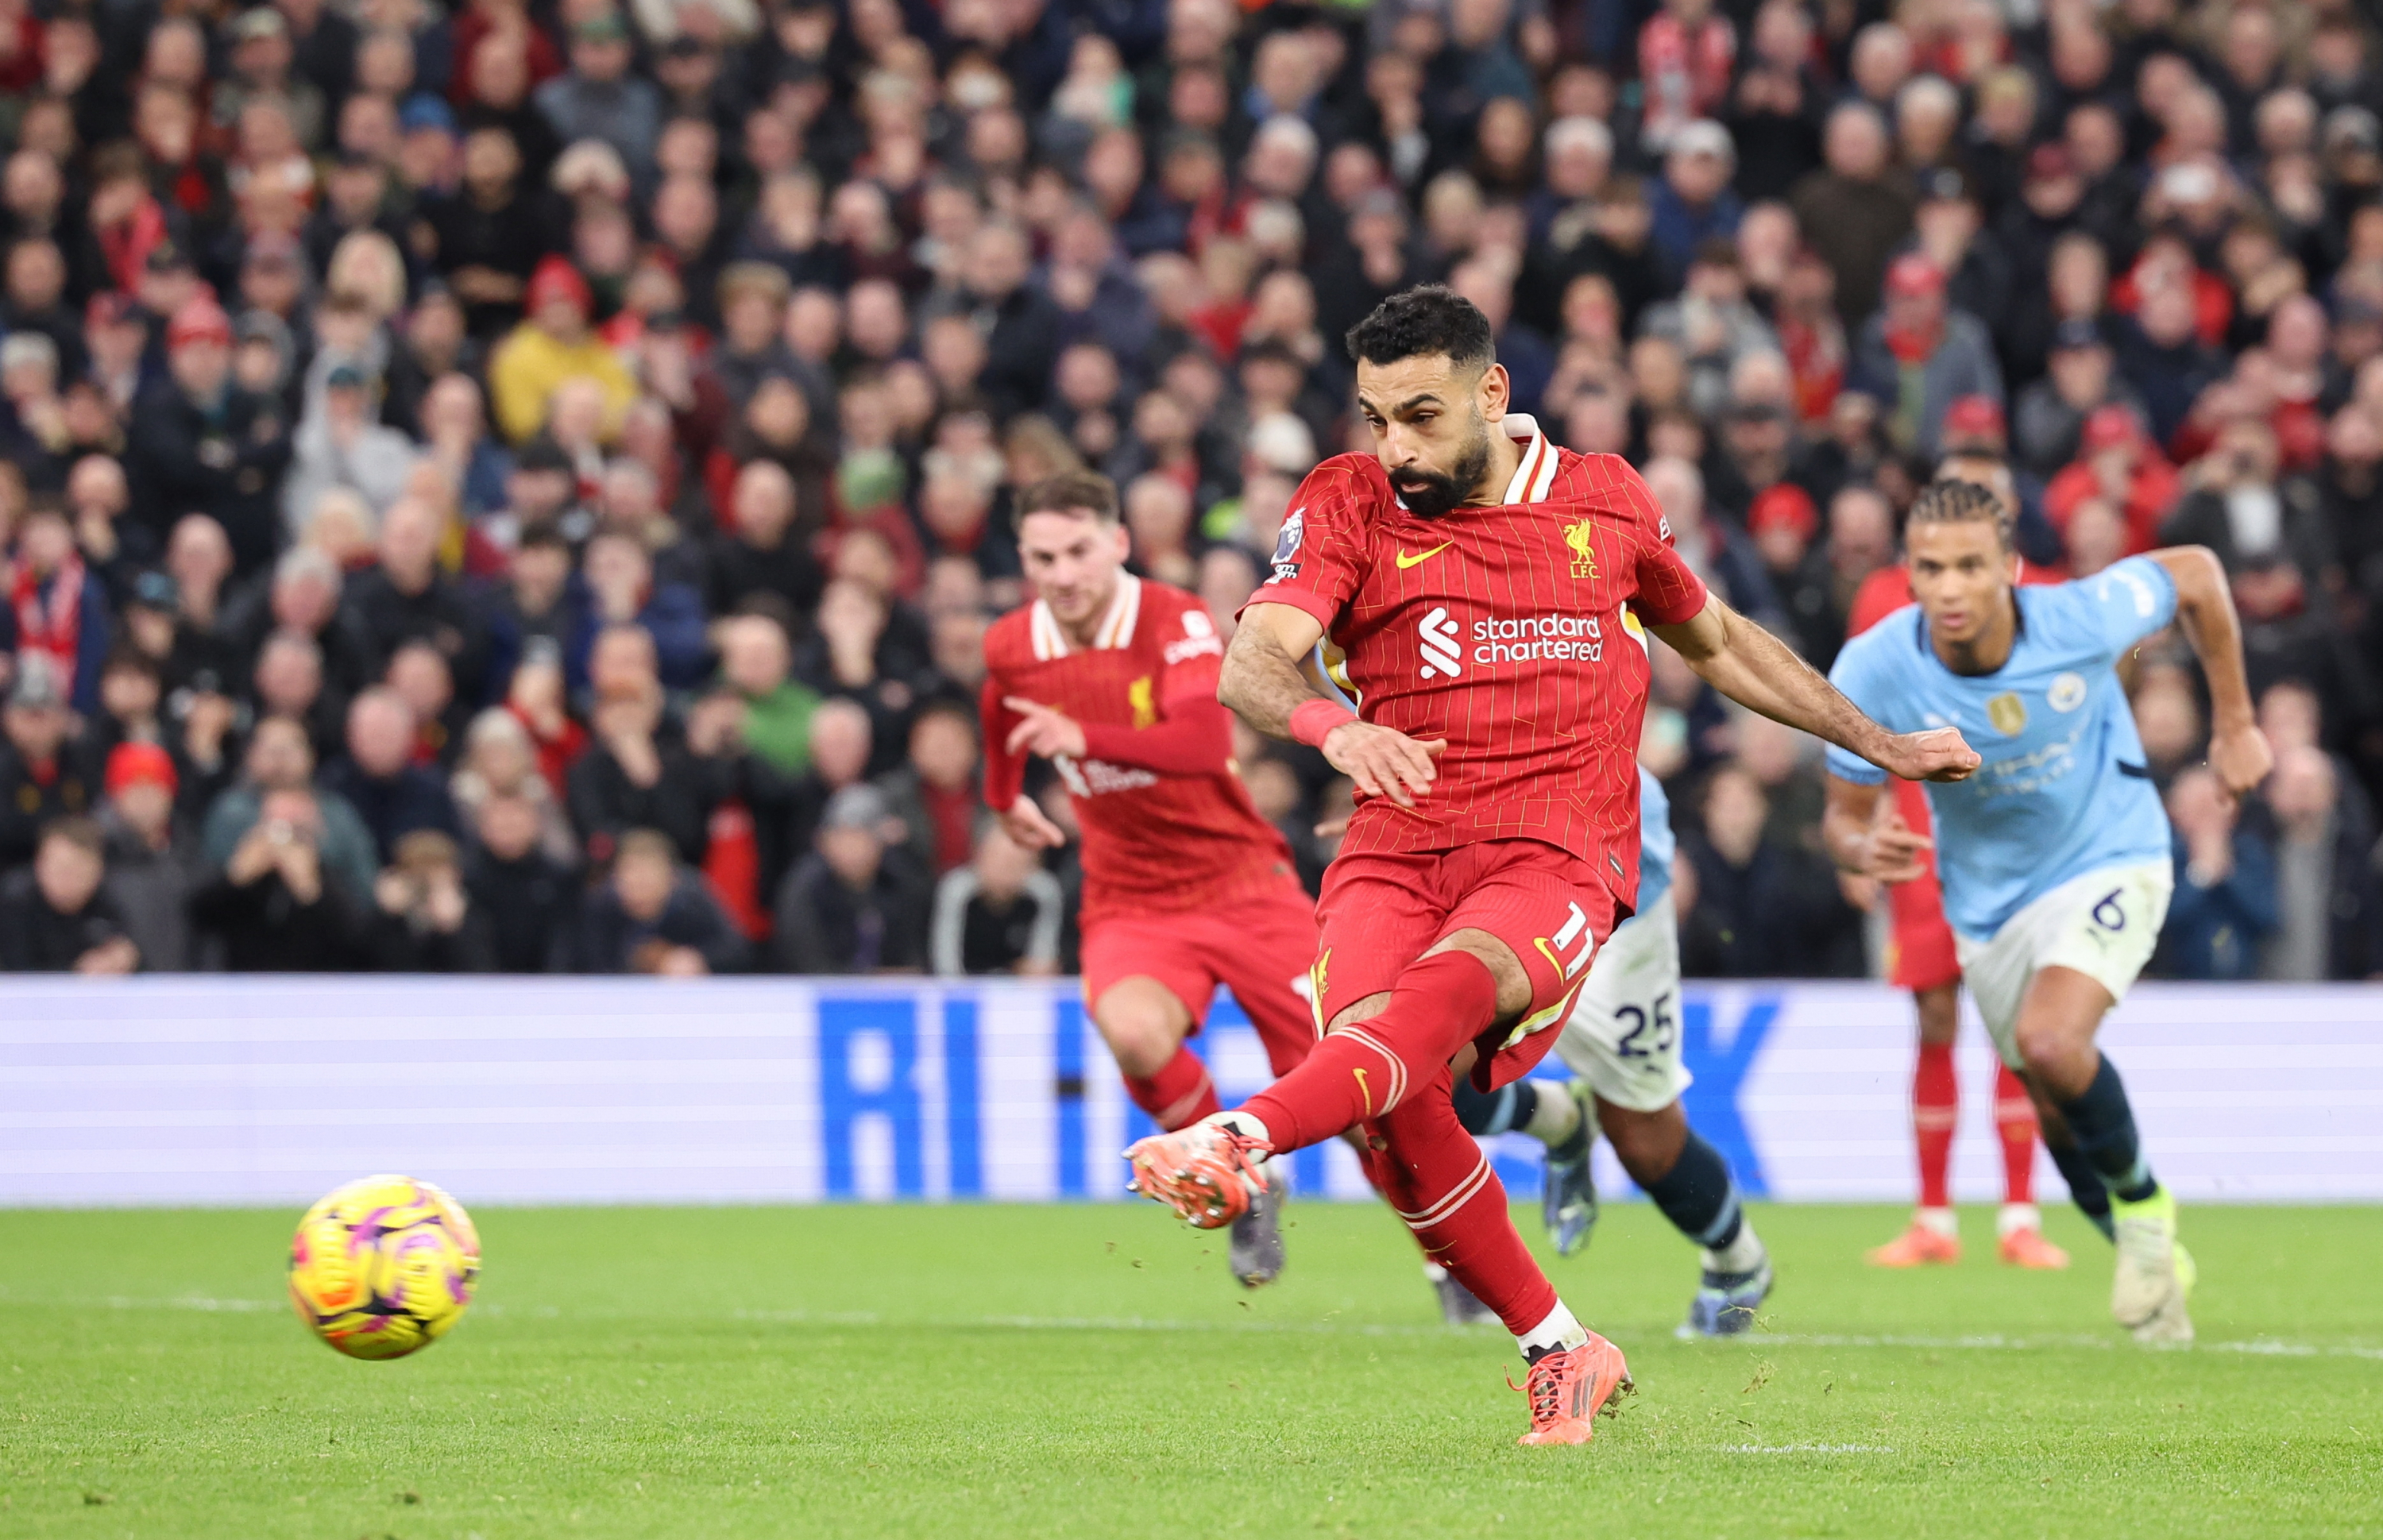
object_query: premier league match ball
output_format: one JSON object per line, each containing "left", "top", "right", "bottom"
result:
{"left": 288, "top": 1175, "right": 481, "bottom": 1361}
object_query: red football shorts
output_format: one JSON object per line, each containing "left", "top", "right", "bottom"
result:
{"left": 1884, "top": 870, "right": 1962, "bottom": 992}
{"left": 1311, "top": 839, "right": 1618, "bottom": 1090}
{"left": 1079, "top": 876, "right": 1322, "bottom": 1077}
{"left": 1883, "top": 778, "right": 1960, "bottom": 992}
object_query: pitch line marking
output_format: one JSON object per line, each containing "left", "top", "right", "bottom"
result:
{"left": 21, "top": 1298, "right": 2383, "bottom": 1363}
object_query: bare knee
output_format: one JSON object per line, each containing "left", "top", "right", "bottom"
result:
{"left": 1324, "top": 991, "right": 1392, "bottom": 1034}
{"left": 1913, "top": 982, "right": 1960, "bottom": 1046}
{"left": 2012, "top": 1021, "right": 2093, "bottom": 1094}
{"left": 1093, "top": 979, "right": 1192, "bottom": 1079}
{"left": 1422, "top": 928, "right": 1532, "bottom": 1017}
{"left": 1597, "top": 1099, "right": 1687, "bottom": 1187}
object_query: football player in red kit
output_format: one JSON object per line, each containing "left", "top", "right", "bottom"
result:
{"left": 982, "top": 468, "right": 1323, "bottom": 1287}
{"left": 1123, "top": 286, "right": 1979, "bottom": 1447}
{"left": 1851, "top": 455, "right": 2068, "bottom": 1272}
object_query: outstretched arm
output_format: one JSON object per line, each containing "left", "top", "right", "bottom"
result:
{"left": 1650, "top": 594, "right": 1981, "bottom": 783}
{"left": 1221, "top": 601, "right": 1444, "bottom": 808}
{"left": 2149, "top": 546, "right": 2273, "bottom": 798}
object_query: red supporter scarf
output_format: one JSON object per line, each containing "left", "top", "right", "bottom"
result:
{"left": 10, "top": 551, "right": 84, "bottom": 703}
{"left": 97, "top": 198, "right": 168, "bottom": 295}
{"left": 1883, "top": 315, "right": 1941, "bottom": 365}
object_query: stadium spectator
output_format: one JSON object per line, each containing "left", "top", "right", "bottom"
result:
{"left": 2160, "top": 418, "right": 2331, "bottom": 581}
{"left": 451, "top": 707, "right": 578, "bottom": 866}
{"left": 190, "top": 785, "right": 367, "bottom": 971}
{"left": 283, "top": 363, "right": 422, "bottom": 538}
{"left": 462, "top": 789, "right": 578, "bottom": 975}
{"left": 320, "top": 688, "right": 462, "bottom": 863}
{"left": 97, "top": 742, "right": 196, "bottom": 973}
{"left": 876, "top": 699, "right": 982, "bottom": 878}
{"left": 2157, "top": 766, "right": 2278, "bottom": 981}
{"left": 2258, "top": 743, "right": 2383, "bottom": 981}
{"left": 2045, "top": 407, "right": 2180, "bottom": 557}
{"left": 488, "top": 256, "right": 636, "bottom": 446}
{"left": 0, "top": 817, "right": 137, "bottom": 972}
{"left": 2014, "top": 318, "right": 2140, "bottom": 481}
{"left": 1848, "top": 253, "right": 2003, "bottom": 461}
{"left": 930, "top": 822, "right": 1065, "bottom": 977}
{"left": 1678, "top": 763, "right": 1863, "bottom": 978}
{"left": 1791, "top": 102, "right": 1912, "bottom": 333}
{"left": 344, "top": 497, "right": 493, "bottom": 704}
{"left": 536, "top": 14, "right": 663, "bottom": 187}
{"left": 0, "top": 658, "right": 97, "bottom": 870}
{"left": 7, "top": 500, "right": 109, "bottom": 715}
{"left": 771, "top": 784, "right": 929, "bottom": 974}
{"left": 576, "top": 825, "right": 745, "bottom": 975}
{"left": 1640, "top": 455, "right": 1782, "bottom": 632}
{"left": 129, "top": 299, "right": 294, "bottom": 577}
{"left": 367, "top": 830, "right": 492, "bottom": 973}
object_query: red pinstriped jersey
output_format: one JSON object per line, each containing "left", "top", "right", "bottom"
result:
{"left": 1249, "top": 416, "right": 1709, "bottom": 910}
{"left": 983, "top": 575, "right": 1298, "bottom": 924}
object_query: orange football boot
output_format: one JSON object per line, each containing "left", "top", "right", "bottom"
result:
{"left": 1123, "top": 1121, "right": 1270, "bottom": 1229}
{"left": 1867, "top": 1221, "right": 1962, "bottom": 1267}
{"left": 1998, "top": 1226, "right": 2070, "bottom": 1270}
{"left": 1513, "top": 1332, "right": 1634, "bottom": 1446}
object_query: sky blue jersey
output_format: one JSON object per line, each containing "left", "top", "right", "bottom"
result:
{"left": 1823, "top": 555, "right": 2179, "bottom": 938}
{"left": 1632, "top": 764, "right": 1674, "bottom": 923}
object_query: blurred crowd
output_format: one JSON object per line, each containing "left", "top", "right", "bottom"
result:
{"left": 0, "top": 0, "right": 2379, "bottom": 979}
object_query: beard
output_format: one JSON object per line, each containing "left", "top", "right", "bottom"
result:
{"left": 1388, "top": 416, "right": 1493, "bottom": 519}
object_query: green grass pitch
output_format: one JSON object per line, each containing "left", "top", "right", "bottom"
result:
{"left": 3, "top": 1201, "right": 2379, "bottom": 1538}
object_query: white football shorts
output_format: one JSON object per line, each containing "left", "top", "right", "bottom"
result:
{"left": 1953, "top": 859, "right": 2173, "bottom": 1071}
{"left": 1552, "top": 891, "right": 1693, "bottom": 1113}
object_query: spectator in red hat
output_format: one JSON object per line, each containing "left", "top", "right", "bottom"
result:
{"left": 98, "top": 739, "right": 196, "bottom": 971}
{"left": 1745, "top": 479, "right": 1844, "bottom": 665}
{"left": 125, "top": 295, "right": 294, "bottom": 577}
{"left": 1847, "top": 250, "right": 2003, "bottom": 458}
{"left": 488, "top": 255, "right": 637, "bottom": 445}
{"left": 2045, "top": 403, "right": 2180, "bottom": 555}
{"left": 1937, "top": 391, "right": 2065, "bottom": 565}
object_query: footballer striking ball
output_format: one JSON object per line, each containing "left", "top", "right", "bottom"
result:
{"left": 288, "top": 1174, "right": 481, "bottom": 1360}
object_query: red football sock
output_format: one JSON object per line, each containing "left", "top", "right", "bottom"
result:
{"left": 1993, "top": 1063, "right": 2039, "bottom": 1206}
{"left": 1122, "top": 1044, "right": 1219, "bottom": 1132}
{"left": 1914, "top": 1040, "right": 1958, "bottom": 1211}
{"left": 1239, "top": 950, "right": 1500, "bottom": 1152}
{"left": 1373, "top": 1064, "right": 1558, "bottom": 1336}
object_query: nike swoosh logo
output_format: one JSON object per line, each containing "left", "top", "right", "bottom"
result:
{"left": 1395, "top": 542, "right": 1454, "bottom": 569}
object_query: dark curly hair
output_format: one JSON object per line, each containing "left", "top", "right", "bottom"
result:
{"left": 1906, "top": 475, "right": 2012, "bottom": 550}
{"left": 1344, "top": 284, "right": 1496, "bottom": 373}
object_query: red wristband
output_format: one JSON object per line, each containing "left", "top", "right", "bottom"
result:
{"left": 1288, "top": 699, "right": 1356, "bottom": 747}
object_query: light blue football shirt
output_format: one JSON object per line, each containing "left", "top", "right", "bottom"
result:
{"left": 1824, "top": 556, "right": 2179, "bottom": 938}
{"left": 1632, "top": 764, "right": 1674, "bottom": 922}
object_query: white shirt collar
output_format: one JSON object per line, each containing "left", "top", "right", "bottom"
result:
{"left": 1498, "top": 413, "right": 1558, "bottom": 505}
{"left": 1030, "top": 572, "right": 1142, "bottom": 660}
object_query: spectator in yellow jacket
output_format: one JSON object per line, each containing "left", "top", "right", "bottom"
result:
{"left": 487, "top": 257, "right": 637, "bottom": 446}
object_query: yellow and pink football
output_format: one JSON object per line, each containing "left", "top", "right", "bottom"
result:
{"left": 288, "top": 1175, "right": 481, "bottom": 1360}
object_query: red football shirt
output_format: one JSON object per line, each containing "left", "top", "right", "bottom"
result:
{"left": 982, "top": 574, "right": 1299, "bottom": 924}
{"left": 1249, "top": 419, "right": 1709, "bottom": 909}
